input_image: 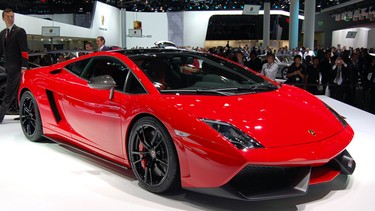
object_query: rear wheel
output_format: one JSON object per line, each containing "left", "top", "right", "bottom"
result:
{"left": 128, "top": 116, "right": 180, "bottom": 193}
{"left": 20, "top": 91, "right": 43, "bottom": 142}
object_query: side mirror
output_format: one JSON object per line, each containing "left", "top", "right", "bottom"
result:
{"left": 88, "top": 75, "right": 116, "bottom": 99}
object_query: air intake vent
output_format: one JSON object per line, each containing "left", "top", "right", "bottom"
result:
{"left": 50, "top": 69, "right": 62, "bottom": 75}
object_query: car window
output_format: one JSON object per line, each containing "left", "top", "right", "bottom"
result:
{"left": 128, "top": 52, "right": 275, "bottom": 95}
{"left": 124, "top": 72, "right": 147, "bottom": 94}
{"left": 82, "top": 57, "right": 130, "bottom": 91}
{"left": 278, "top": 55, "right": 294, "bottom": 63}
{"left": 65, "top": 58, "right": 91, "bottom": 76}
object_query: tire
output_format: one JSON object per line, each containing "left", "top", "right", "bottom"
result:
{"left": 128, "top": 116, "right": 180, "bottom": 193}
{"left": 0, "top": 81, "right": 5, "bottom": 104}
{"left": 20, "top": 91, "right": 43, "bottom": 142}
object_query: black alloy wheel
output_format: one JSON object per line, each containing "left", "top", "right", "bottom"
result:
{"left": 20, "top": 91, "right": 43, "bottom": 142}
{"left": 128, "top": 117, "right": 180, "bottom": 193}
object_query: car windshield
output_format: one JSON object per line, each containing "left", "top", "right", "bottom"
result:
{"left": 127, "top": 51, "right": 278, "bottom": 95}
{"left": 277, "top": 55, "right": 294, "bottom": 63}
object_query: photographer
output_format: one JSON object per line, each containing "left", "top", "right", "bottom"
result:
{"left": 285, "top": 55, "right": 306, "bottom": 88}
{"left": 330, "top": 57, "right": 349, "bottom": 102}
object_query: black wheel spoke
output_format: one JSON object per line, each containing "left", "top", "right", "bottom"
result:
{"left": 132, "top": 157, "right": 143, "bottom": 165}
{"left": 154, "top": 162, "right": 166, "bottom": 177}
{"left": 30, "top": 120, "right": 36, "bottom": 128}
{"left": 155, "top": 158, "right": 168, "bottom": 167}
{"left": 137, "top": 129, "right": 151, "bottom": 150}
{"left": 144, "top": 165, "right": 150, "bottom": 183}
{"left": 131, "top": 151, "right": 149, "bottom": 155}
{"left": 150, "top": 131, "right": 159, "bottom": 146}
{"left": 26, "top": 124, "right": 32, "bottom": 135}
{"left": 153, "top": 136, "right": 163, "bottom": 149}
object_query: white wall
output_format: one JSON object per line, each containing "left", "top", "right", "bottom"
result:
{"left": 182, "top": 10, "right": 242, "bottom": 48}
{"left": 125, "top": 12, "right": 168, "bottom": 49}
{"left": 182, "top": 10, "right": 305, "bottom": 48}
{"left": 30, "top": 14, "right": 75, "bottom": 25}
{"left": 0, "top": 12, "right": 92, "bottom": 38}
{"left": 124, "top": 10, "right": 242, "bottom": 48}
{"left": 332, "top": 27, "right": 371, "bottom": 48}
{"left": 368, "top": 29, "right": 375, "bottom": 49}
{"left": 90, "top": 1, "right": 121, "bottom": 47}
{"left": 0, "top": 1, "right": 121, "bottom": 49}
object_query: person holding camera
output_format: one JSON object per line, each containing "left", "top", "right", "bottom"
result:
{"left": 330, "top": 57, "right": 349, "bottom": 102}
{"left": 285, "top": 55, "right": 306, "bottom": 88}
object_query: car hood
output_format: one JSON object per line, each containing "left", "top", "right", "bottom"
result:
{"left": 163, "top": 85, "right": 345, "bottom": 148}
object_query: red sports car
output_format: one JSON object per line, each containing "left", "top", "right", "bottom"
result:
{"left": 18, "top": 49, "right": 355, "bottom": 200}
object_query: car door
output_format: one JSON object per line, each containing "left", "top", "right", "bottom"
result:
{"left": 60, "top": 56, "right": 130, "bottom": 158}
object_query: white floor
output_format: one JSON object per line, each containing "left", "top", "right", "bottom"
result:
{"left": 0, "top": 96, "right": 374, "bottom": 211}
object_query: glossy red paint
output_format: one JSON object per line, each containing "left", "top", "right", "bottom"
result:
{"left": 18, "top": 50, "right": 355, "bottom": 199}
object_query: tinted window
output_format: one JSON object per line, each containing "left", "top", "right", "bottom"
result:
{"left": 125, "top": 72, "right": 147, "bottom": 94}
{"left": 82, "top": 57, "right": 129, "bottom": 91}
{"left": 65, "top": 58, "right": 91, "bottom": 76}
{"left": 128, "top": 51, "right": 277, "bottom": 95}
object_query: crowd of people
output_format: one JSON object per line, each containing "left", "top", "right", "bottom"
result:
{"left": 197, "top": 44, "right": 375, "bottom": 113}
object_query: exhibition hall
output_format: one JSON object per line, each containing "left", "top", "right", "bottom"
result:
{"left": 0, "top": 0, "right": 374, "bottom": 210}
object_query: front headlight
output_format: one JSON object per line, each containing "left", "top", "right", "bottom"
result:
{"left": 200, "top": 118, "right": 263, "bottom": 150}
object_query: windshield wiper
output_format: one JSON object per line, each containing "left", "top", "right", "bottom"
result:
{"left": 249, "top": 83, "right": 278, "bottom": 91}
{"left": 160, "top": 84, "right": 278, "bottom": 95}
{"left": 160, "top": 89, "right": 230, "bottom": 96}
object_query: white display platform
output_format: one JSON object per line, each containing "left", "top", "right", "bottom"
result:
{"left": 0, "top": 95, "right": 374, "bottom": 211}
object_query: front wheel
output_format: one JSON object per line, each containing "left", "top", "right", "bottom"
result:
{"left": 20, "top": 91, "right": 43, "bottom": 142}
{"left": 128, "top": 116, "right": 180, "bottom": 193}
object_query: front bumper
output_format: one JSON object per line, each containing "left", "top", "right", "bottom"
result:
{"left": 186, "top": 149, "right": 355, "bottom": 200}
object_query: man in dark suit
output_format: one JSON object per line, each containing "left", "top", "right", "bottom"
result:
{"left": 96, "top": 36, "right": 110, "bottom": 51}
{"left": 0, "top": 8, "right": 29, "bottom": 123}
{"left": 330, "top": 57, "right": 349, "bottom": 102}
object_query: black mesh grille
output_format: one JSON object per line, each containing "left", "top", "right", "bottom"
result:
{"left": 229, "top": 165, "right": 310, "bottom": 198}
